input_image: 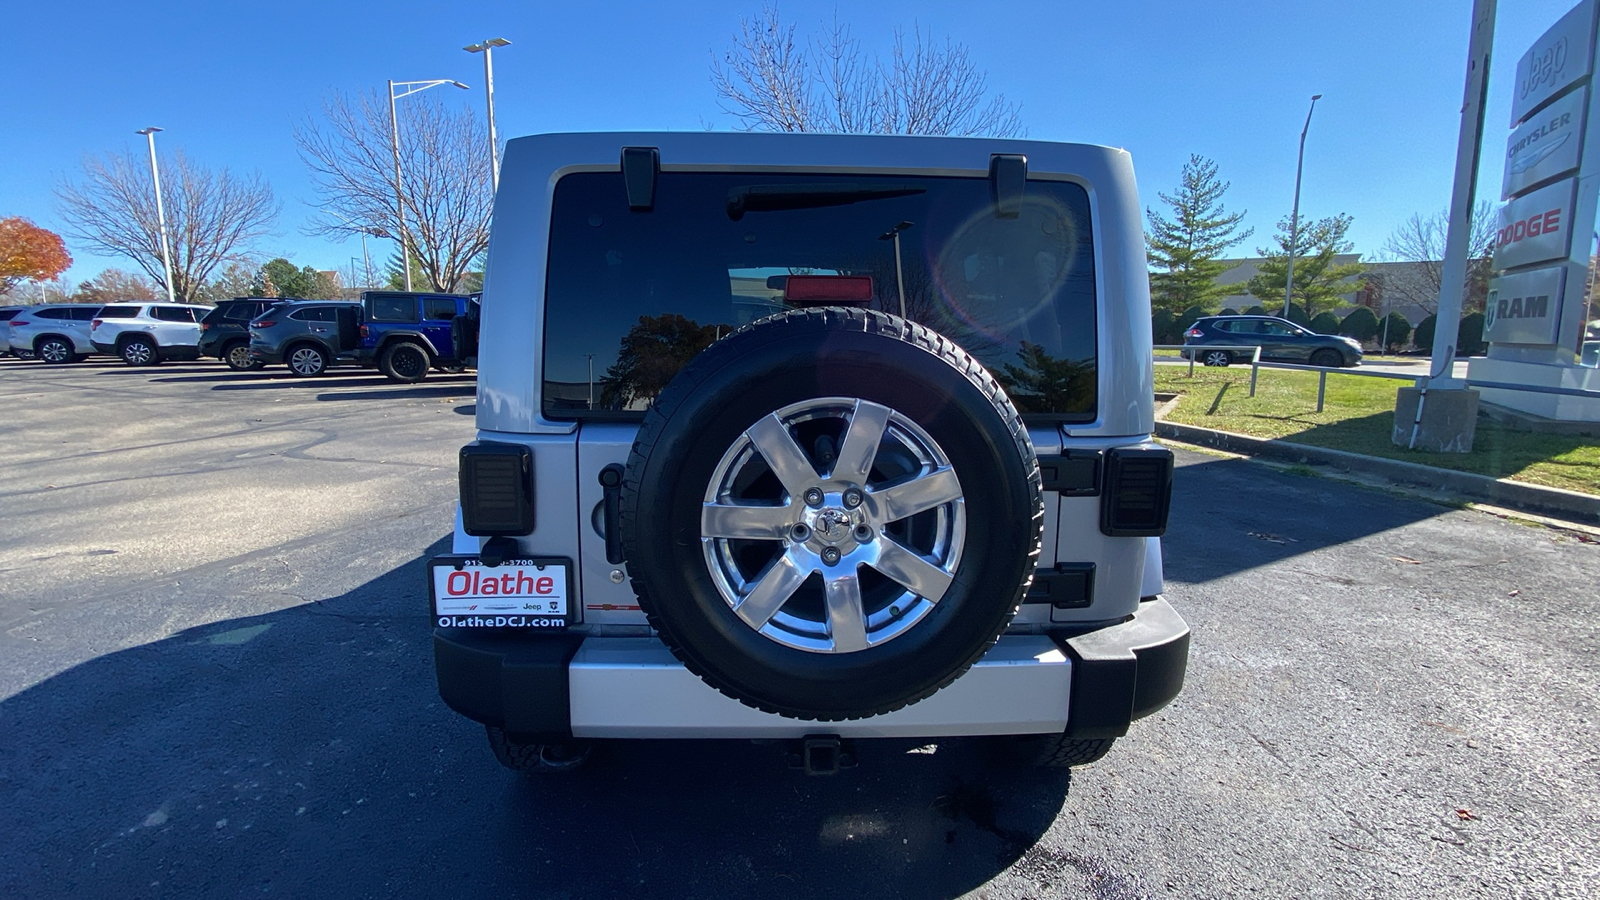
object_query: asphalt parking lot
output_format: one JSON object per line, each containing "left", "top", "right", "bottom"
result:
{"left": 2, "top": 357, "right": 1597, "bottom": 899}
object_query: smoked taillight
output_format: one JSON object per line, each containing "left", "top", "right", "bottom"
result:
{"left": 459, "top": 442, "right": 535, "bottom": 536}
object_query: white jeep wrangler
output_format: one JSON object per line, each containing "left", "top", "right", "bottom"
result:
{"left": 430, "top": 132, "right": 1188, "bottom": 773}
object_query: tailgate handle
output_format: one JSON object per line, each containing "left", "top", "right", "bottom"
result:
{"left": 599, "top": 464, "right": 625, "bottom": 564}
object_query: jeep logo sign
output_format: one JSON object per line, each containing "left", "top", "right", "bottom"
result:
{"left": 1493, "top": 177, "right": 1576, "bottom": 270}
{"left": 1510, "top": 0, "right": 1596, "bottom": 126}
{"left": 1503, "top": 88, "right": 1586, "bottom": 198}
{"left": 1484, "top": 266, "right": 1566, "bottom": 345}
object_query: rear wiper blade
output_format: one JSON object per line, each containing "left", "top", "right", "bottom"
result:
{"left": 726, "top": 184, "right": 926, "bottom": 220}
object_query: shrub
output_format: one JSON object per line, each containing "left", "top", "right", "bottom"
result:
{"left": 1284, "top": 303, "right": 1310, "bottom": 326}
{"left": 1218, "top": 307, "right": 1239, "bottom": 317}
{"left": 1413, "top": 314, "right": 1436, "bottom": 352}
{"left": 1380, "top": 312, "right": 1411, "bottom": 351}
{"left": 1309, "top": 311, "right": 1342, "bottom": 334}
{"left": 1340, "top": 306, "right": 1379, "bottom": 342}
{"left": 1243, "top": 305, "right": 1266, "bottom": 316}
{"left": 1151, "top": 309, "right": 1178, "bottom": 345}
{"left": 1178, "top": 305, "right": 1211, "bottom": 330}
{"left": 1459, "top": 313, "right": 1487, "bottom": 356}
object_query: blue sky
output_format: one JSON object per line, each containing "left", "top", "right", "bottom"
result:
{"left": 0, "top": 0, "right": 1584, "bottom": 287}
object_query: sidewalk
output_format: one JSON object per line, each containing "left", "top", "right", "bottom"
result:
{"left": 1155, "top": 419, "right": 1600, "bottom": 526}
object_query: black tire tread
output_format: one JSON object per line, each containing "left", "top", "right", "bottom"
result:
{"left": 1017, "top": 735, "right": 1116, "bottom": 768}
{"left": 619, "top": 307, "right": 1043, "bottom": 721}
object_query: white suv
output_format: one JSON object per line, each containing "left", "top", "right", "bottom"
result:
{"left": 7, "top": 304, "right": 103, "bottom": 363}
{"left": 432, "top": 133, "right": 1189, "bottom": 774}
{"left": 90, "top": 302, "right": 208, "bottom": 365}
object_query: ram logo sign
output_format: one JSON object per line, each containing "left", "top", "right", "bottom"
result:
{"left": 1483, "top": 266, "right": 1566, "bottom": 346}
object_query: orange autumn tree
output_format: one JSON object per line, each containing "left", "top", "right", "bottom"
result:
{"left": 0, "top": 217, "right": 72, "bottom": 296}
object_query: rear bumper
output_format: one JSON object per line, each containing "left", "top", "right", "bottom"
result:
{"left": 434, "top": 596, "right": 1189, "bottom": 741}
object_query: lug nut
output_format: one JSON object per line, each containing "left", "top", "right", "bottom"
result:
{"left": 803, "top": 488, "right": 825, "bottom": 508}
{"left": 853, "top": 524, "right": 872, "bottom": 541}
{"left": 821, "top": 547, "right": 842, "bottom": 566}
{"left": 790, "top": 522, "right": 811, "bottom": 541}
{"left": 842, "top": 488, "right": 863, "bottom": 508}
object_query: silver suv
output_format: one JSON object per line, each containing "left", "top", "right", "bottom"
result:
{"left": 7, "top": 304, "right": 103, "bottom": 363}
{"left": 89, "top": 302, "right": 208, "bottom": 366}
{"left": 432, "top": 133, "right": 1189, "bottom": 774}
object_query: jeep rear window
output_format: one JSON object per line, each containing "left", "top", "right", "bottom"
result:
{"left": 368, "top": 295, "right": 418, "bottom": 323}
{"left": 98, "top": 305, "right": 142, "bottom": 318}
{"left": 541, "top": 171, "right": 1097, "bottom": 422}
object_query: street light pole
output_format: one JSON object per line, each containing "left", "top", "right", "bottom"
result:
{"left": 1284, "top": 94, "right": 1322, "bottom": 318}
{"left": 387, "top": 79, "right": 470, "bottom": 292}
{"left": 464, "top": 38, "right": 511, "bottom": 191}
{"left": 137, "top": 127, "right": 177, "bottom": 303}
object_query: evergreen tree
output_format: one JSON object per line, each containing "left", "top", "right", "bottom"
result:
{"left": 1145, "top": 155, "right": 1253, "bottom": 315}
{"left": 1246, "top": 213, "right": 1367, "bottom": 317}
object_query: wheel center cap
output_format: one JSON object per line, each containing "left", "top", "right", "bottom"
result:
{"left": 809, "top": 507, "right": 854, "bottom": 544}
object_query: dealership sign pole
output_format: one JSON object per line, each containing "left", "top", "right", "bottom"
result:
{"left": 1469, "top": 0, "right": 1600, "bottom": 421}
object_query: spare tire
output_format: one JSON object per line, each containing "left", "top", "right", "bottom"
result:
{"left": 620, "top": 308, "right": 1042, "bottom": 721}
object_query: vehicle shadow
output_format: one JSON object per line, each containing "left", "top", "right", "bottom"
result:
{"left": 151, "top": 370, "right": 385, "bottom": 386}
{"left": 1163, "top": 452, "right": 1451, "bottom": 585}
{"left": 315, "top": 383, "right": 475, "bottom": 402}
{"left": 0, "top": 541, "right": 1068, "bottom": 900}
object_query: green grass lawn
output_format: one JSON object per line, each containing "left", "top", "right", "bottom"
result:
{"left": 1153, "top": 365, "right": 1600, "bottom": 495}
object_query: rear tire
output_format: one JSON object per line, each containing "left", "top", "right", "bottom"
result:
{"left": 36, "top": 337, "right": 74, "bottom": 364}
{"left": 121, "top": 336, "right": 158, "bottom": 366}
{"left": 1310, "top": 348, "right": 1343, "bottom": 368}
{"left": 287, "top": 343, "right": 329, "bottom": 377}
{"left": 224, "top": 342, "right": 261, "bottom": 371}
{"left": 1202, "top": 349, "right": 1233, "bottom": 367}
{"left": 991, "top": 734, "right": 1115, "bottom": 768}
{"left": 485, "top": 726, "right": 593, "bottom": 774}
{"left": 380, "top": 342, "right": 430, "bottom": 383}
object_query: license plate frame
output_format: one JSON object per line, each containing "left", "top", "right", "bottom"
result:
{"left": 428, "top": 555, "right": 573, "bottom": 629}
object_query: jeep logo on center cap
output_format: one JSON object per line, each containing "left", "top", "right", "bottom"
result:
{"left": 814, "top": 508, "right": 852, "bottom": 543}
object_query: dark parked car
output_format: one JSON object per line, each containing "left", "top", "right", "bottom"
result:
{"left": 199, "top": 298, "right": 281, "bottom": 370}
{"left": 1181, "top": 315, "right": 1363, "bottom": 368}
{"left": 355, "top": 291, "right": 477, "bottom": 383}
{"left": 248, "top": 301, "right": 363, "bottom": 376}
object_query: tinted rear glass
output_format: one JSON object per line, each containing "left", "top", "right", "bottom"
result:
{"left": 98, "top": 305, "right": 142, "bottom": 318}
{"left": 68, "top": 307, "right": 101, "bottom": 321}
{"left": 151, "top": 306, "right": 198, "bottom": 323}
{"left": 368, "top": 296, "right": 417, "bottom": 322}
{"left": 423, "top": 297, "right": 458, "bottom": 321}
{"left": 541, "top": 171, "right": 1098, "bottom": 421}
{"left": 0, "top": 309, "right": 20, "bottom": 321}
{"left": 223, "top": 302, "right": 267, "bottom": 321}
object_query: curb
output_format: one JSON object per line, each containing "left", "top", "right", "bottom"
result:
{"left": 1154, "top": 420, "right": 1600, "bottom": 526}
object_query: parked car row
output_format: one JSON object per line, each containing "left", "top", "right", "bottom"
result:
{"left": 3, "top": 291, "right": 481, "bottom": 383}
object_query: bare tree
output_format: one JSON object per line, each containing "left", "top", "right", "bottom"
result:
{"left": 1379, "top": 204, "right": 1497, "bottom": 315}
{"left": 712, "top": 3, "right": 1023, "bottom": 136}
{"left": 56, "top": 149, "right": 278, "bottom": 303}
{"left": 295, "top": 90, "right": 492, "bottom": 293}
{"left": 70, "top": 268, "right": 160, "bottom": 304}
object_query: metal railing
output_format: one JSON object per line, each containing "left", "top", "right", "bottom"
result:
{"left": 1156, "top": 344, "right": 1600, "bottom": 413}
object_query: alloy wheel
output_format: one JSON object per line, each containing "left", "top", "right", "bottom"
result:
{"left": 700, "top": 397, "right": 966, "bottom": 654}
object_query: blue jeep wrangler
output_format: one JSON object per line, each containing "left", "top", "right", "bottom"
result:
{"left": 357, "top": 290, "right": 480, "bottom": 383}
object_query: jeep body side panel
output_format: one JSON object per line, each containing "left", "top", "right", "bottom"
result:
{"left": 477, "top": 131, "right": 1153, "bottom": 439}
